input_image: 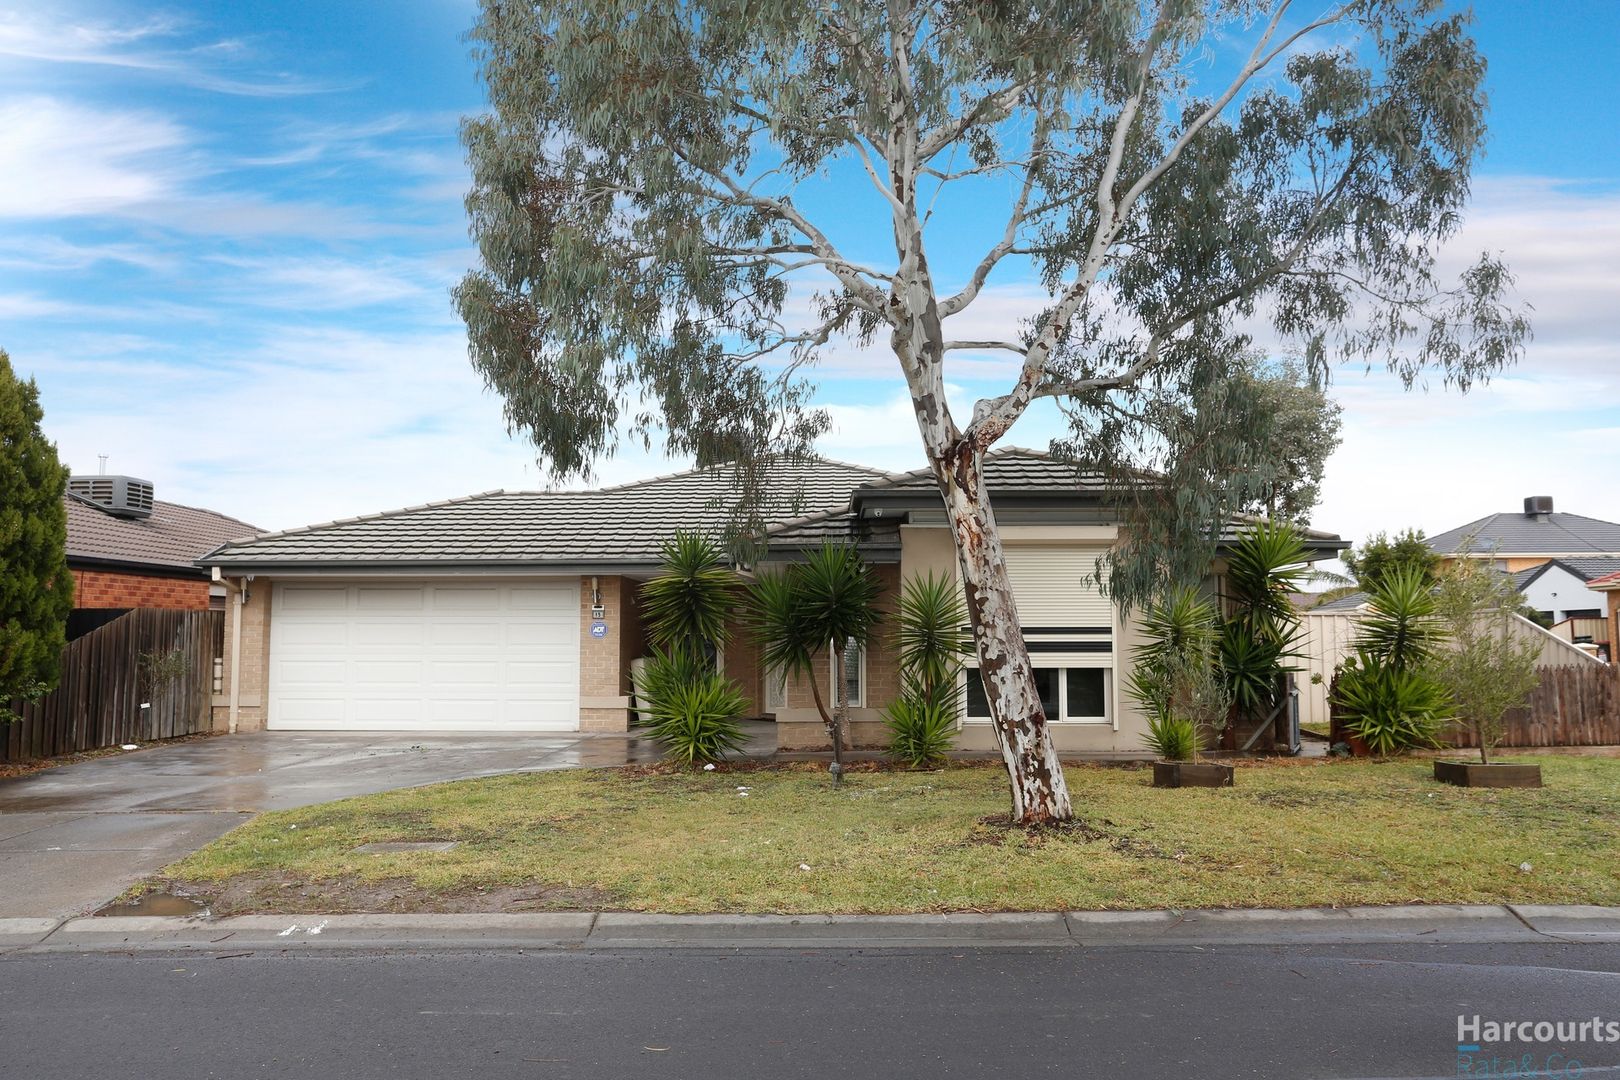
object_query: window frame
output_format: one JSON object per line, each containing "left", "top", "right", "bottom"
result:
{"left": 962, "top": 664, "right": 1111, "bottom": 726}
{"left": 827, "top": 640, "right": 867, "bottom": 710}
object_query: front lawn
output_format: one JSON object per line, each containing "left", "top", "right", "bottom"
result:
{"left": 154, "top": 757, "right": 1620, "bottom": 915}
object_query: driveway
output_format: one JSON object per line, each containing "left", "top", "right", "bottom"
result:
{"left": 0, "top": 725, "right": 774, "bottom": 919}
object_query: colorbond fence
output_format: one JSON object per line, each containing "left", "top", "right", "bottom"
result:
{"left": 2, "top": 608, "right": 223, "bottom": 763}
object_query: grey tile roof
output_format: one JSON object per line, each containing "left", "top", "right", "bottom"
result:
{"left": 1306, "top": 590, "right": 1369, "bottom": 613}
{"left": 203, "top": 457, "right": 887, "bottom": 570}
{"left": 1428, "top": 511, "right": 1620, "bottom": 555}
{"left": 858, "top": 447, "right": 1119, "bottom": 495}
{"left": 1551, "top": 557, "right": 1620, "bottom": 582}
{"left": 66, "top": 494, "right": 259, "bottom": 574}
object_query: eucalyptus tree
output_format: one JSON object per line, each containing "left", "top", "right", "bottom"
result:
{"left": 457, "top": 0, "right": 1527, "bottom": 823}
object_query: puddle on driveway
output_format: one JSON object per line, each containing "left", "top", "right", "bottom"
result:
{"left": 95, "top": 892, "right": 210, "bottom": 918}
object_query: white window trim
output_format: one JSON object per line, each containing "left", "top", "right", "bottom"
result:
{"left": 828, "top": 641, "right": 867, "bottom": 710}
{"left": 962, "top": 665, "right": 1112, "bottom": 726}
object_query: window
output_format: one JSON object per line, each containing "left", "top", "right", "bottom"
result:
{"left": 765, "top": 667, "right": 787, "bottom": 712}
{"left": 965, "top": 666, "right": 1109, "bottom": 724}
{"left": 828, "top": 639, "right": 866, "bottom": 709}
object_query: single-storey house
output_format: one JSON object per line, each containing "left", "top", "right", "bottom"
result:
{"left": 66, "top": 473, "right": 260, "bottom": 628}
{"left": 199, "top": 449, "right": 1346, "bottom": 753}
{"left": 1429, "top": 497, "right": 1620, "bottom": 574}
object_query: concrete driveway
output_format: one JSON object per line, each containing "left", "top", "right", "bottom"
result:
{"left": 0, "top": 726, "right": 771, "bottom": 919}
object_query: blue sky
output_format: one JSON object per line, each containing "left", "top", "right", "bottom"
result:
{"left": 2, "top": 1, "right": 1617, "bottom": 551}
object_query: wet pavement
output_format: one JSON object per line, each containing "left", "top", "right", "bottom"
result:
{"left": 0, "top": 723, "right": 777, "bottom": 919}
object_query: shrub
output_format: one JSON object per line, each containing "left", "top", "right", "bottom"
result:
{"left": 1143, "top": 714, "right": 1198, "bottom": 762}
{"left": 1128, "top": 588, "right": 1229, "bottom": 760}
{"left": 884, "top": 679, "right": 957, "bottom": 769}
{"left": 1333, "top": 653, "right": 1449, "bottom": 756}
{"left": 639, "top": 650, "right": 748, "bottom": 765}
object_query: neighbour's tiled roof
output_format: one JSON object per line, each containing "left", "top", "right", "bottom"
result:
{"left": 1306, "top": 590, "right": 1369, "bottom": 613}
{"left": 202, "top": 457, "right": 887, "bottom": 569}
{"left": 66, "top": 494, "right": 259, "bottom": 573}
{"left": 1590, "top": 570, "right": 1620, "bottom": 591}
{"left": 1428, "top": 511, "right": 1620, "bottom": 555}
{"left": 1550, "top": 557, "right": 1620, "bottom": 583}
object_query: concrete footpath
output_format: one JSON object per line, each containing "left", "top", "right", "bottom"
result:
{"left": 3, "top": 903, "right": 1618, "bottom": 954}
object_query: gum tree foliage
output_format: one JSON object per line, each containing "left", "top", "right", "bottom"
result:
{"left": 1344, "top": 528, "right": 1442, "bottom": 590}
{"left": 456, "top": 0, "right": 1528, "bottom": 824}
{"left": 0, "top": 349, "right": 73, "bottom": 720}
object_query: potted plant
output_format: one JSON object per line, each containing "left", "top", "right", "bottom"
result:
{"left": 1129, "top": 589, "right": 1236, "bottom": 788}
{"left": 1428, "top": 555, "right": 1544, "bottom": 788}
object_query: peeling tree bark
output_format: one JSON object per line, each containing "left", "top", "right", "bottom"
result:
{"left": 934, "top": 441, "right": 1074, "bottom": 825}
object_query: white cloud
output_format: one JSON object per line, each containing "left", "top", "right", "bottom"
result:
{"left": 0, "top": 8, "right": 350, "bottom": 96}
{"left": 0, "top": 96, "right": 189, "bottom": 217}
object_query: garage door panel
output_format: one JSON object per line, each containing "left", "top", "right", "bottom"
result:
{"left": 350, "top": 660, "right": 421, "bottom": 684}
{"left": 269, "top": 581, "right": 580, "bottom": 732}
{"left": 506, "top": 660, "right": 574, "bottom": 686}
{"left": 355, "top": 587, "right": 427, "bottom": 612}
{"left": 348, "top": 622, "right": 427, "bottom": 648}
{"left": 278, "top": 660, "right": 347, "bottom": 685}
{"left": 509, "top": 586, "right": 575, "bottom": 609}
{"left": 431, "top": 587, "right": 502, "bottom": 611}
{"left": 279, "top": 588, "right": 350, "bottom": 613}
{"left": 431, "top": 621, "right": 503, "bottom": 647}
{"left": 429, "top": 660, "right": 502, "bottom": 684}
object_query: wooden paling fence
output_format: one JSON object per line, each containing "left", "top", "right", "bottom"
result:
{"left": 1444, "top": 664, "right": 1620, "bottom": 749}
{"left": 2, "top": 608, "right": 224, "bottom": 763}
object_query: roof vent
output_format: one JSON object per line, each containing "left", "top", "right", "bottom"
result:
{"left": 69, "top": 475, "right": 155, "bottom": 519}
{"left": 1524, "top": 495, "right": 1554, "bottom": 518}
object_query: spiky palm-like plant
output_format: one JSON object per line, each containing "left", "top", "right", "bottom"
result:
{"left": 746, "top": 542, "right": 881, "bottom": 781}
{"left": 640, "top": 531, "right": 736, "bottom": 657}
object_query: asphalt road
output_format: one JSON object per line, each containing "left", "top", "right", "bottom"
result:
{"left": 4, "top": 943, "right": 1620, "bottom": 1078}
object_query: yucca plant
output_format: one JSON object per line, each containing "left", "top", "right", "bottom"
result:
{"left": 640, "top": 655, "right": 749, "bottom": 765}
{"left": 1333, "top": 653, "right": 1448, "bottom": 756}
{"left": 1143, "top": 713, "right": 1198, "bottom": 762}
{"left": 640, "top": 531, "right": 736, "bottom": 656}
{"left": 1128, "top": 588, "right": 1228, "bottom": 761}
{"left": 884, "top": 573, "right": 971, "bottom": 768}
{"left": 894, "top": 572, "right": 970, "bottom": 696}
{"left": 746, "top": 542, "right": 881, "bottom": 781}
{"left": 1218, "top": 523, "right": 1308, "bottom": 737}
{"left": 883, "top": 677, "right": 958, "bottom": 768}
{"left": 1355, "top": 565, "right": 1443, "bottom": 671}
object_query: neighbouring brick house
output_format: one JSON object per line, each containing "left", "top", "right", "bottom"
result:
{"left": 66, "top": 473, "right": 259, "bottom": 626}
{"left": 198, "top": 451, "right": 1346, "bottom": 751}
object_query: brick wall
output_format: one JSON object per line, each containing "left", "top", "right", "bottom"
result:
{"left": 72, "top": 568, "right": 210, "bottom": 611}
{"left": 579, "top": 575, "right": 634, "bottom": 731}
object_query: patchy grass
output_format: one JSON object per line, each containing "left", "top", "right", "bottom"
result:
{"left": 156, "top": 756, "right": 1620, "bottom": 915}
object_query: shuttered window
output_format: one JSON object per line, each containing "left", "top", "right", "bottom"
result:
{"left": 963, "top": 543, "right": 1115, "bottom": 726}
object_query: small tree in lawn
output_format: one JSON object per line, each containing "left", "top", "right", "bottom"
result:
{"left": 458, "top": 0, "right": 1527, "bottom": 822}
{"left": 0, "top": 349, "right": 73, "bottom": 721}
{"left": 1429, "top": 557, "right": 1541, "bottom": 765}
{"left": 746, "top": 543, "right": 881, "bottom": 783}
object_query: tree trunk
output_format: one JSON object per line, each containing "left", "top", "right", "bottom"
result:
{"left": 810, "top": 652, "right": 844, "bottom": 779}
{"left": 935, "top": 444, "right": 1073, "bottom": 824}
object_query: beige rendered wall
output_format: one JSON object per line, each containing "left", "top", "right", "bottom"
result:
{"left": 776, "top": 524, "right": 1156, "bottom": 757}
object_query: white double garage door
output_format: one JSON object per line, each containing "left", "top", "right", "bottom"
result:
{"left": 267, "top": 580, "right": 580, "bottom": 732}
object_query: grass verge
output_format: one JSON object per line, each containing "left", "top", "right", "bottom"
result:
{"left": 153, "top": 756, "right": 1620, "bottom": 915}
